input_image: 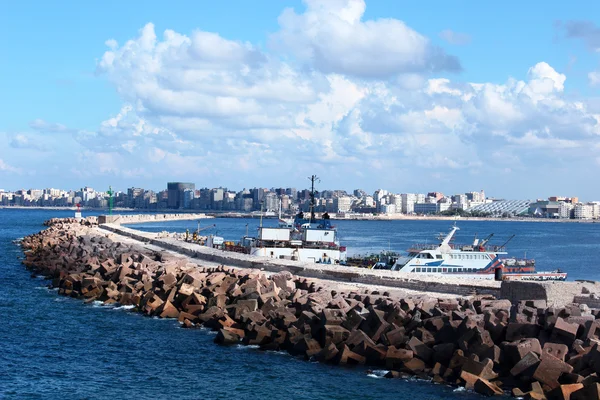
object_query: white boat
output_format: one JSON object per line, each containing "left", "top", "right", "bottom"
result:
{"left": 239, "top": 212, "right": 346, "bottom": 263}
{"left": 236, "top": 175, "right": 347, "bottom": 264}
{"left": 388, "top": 225, "right": 567, "bottom": 281}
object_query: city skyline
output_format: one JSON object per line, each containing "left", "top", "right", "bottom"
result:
{"left": 2, "top": 1, "right": 600, "bottom": 197}
{"left": 0, "top": 179, "right": 589, "bottom": 203}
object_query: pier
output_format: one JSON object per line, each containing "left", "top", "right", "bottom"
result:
{"left": 20, "top": 216, "right": 600, "bottom": 399}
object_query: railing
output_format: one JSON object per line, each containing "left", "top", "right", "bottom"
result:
{"left": 407, "top": 244, "right": 439, "bottom": 251}
{"left": 407, "top": 243, "right": 507, "bottom": 252}
{"left": 500, "top": 258, "right": 536, "bottom": 267}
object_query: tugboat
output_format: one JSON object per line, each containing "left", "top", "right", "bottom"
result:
{"left": 239, "top": 175, "right": 347, "bottom": 264}
{"left": 388, "top": 224, "right": 567, "bottom": 281}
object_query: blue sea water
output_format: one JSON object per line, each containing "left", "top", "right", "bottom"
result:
{"left": 2, "top": 210, "right": 599, "bottom": 399}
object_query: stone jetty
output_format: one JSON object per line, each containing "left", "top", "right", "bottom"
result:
{"left": 20, "top": 218, "right": 600, "bottom": 399}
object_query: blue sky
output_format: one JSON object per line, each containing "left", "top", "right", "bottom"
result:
{"left": 1, "top": 0, "right": 600, "bottom": 200}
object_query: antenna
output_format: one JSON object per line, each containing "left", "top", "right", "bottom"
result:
{"left": 308, "top": 175, "right": 320, "bottom": 223}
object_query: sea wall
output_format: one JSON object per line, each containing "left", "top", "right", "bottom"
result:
{"left": 20, "top": 218, "right": 600, "bottom": 399}
{"left": 97, "top": 213, "right": 212, "bottom": 225}
{"left": 99, "top": 223, "right": 502, "bottom": 298}
{"left": 501, "top": 280, "right": 600, "bottom": 309}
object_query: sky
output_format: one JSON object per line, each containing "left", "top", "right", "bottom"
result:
{"left": 1, "top": 0, "right": 600, "bottom": 200}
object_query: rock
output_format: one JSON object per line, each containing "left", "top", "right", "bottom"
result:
{"left": 462, "top": 357, "right": 498, "bottom": 381}
{"left": 544, "top": 342, "right": 570, "bottom": 362}
{"left": 510, "top": 351, "right": 540, "bottom": 378}
{"left": 553, "top": 317, "right": 579, "bottom": 345}
{"left": 337, "top": 344, "right": 366, "bottom": 365}
{"left": 385, "top": 347, "right": 413, "bottom": 369}
{"left": 571, "top": 383, "right": 600, "bottom": 400}
{"left": 505, "top": 338, "right": 542, "bottom": 364}
{"left": 473, "top": 377, "right": 503, "bottom": 396}
{"left": 407, "top": 336, "right": 433, "bottom": 363}
{"left": 215, "top": 327, "right": 243, "bottom": 345}
{"left": 547, "top": 383, "right": 584, "bottom": 400}
{"left": 534, "top": 353, "right": 575, "bottom": 390}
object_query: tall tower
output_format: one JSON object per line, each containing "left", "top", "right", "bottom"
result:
{"left": 107, "top": 186, "right": 114, "bottom": 215}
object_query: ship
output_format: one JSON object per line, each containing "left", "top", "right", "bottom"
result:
{"left": 384, "top": 224, "right": 566, "bottom": 281}
{"left": 232, "top": 175, "right": 347, "bottom": 264}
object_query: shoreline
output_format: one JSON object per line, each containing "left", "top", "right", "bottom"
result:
{"left": 17, "top": 217, "right": 600, "bottom": 399}
{"left": 2, "top": 206, "right": 599, "bottom": 224}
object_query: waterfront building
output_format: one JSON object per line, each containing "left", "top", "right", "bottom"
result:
{"left": 381, "top": 204, "right": 396, "bottom": 214}
{"left": 559, "top": 202, "right": 573, "bottom": 218}
{"left": 390, "top": 194, "right": 402, "bottom": 211}
{"left": 469, "top": 200, "right": 530, "bottom": 217}
{"left": 466, "top": 190, "right": 486, "bottom": 203}
{"left": 333, "top": 196, "right": 352, "bottom": 213}
{"left": 264, "top": 192, "right": 278, "bottom": 212}
{"left": 589, "top": 202, "right": 600, "bottom": 219}
{"left": 167, "top": 182, "right": 195, "bottom": 209}
{"left": 401, "top": 193, "right": 417, "bottom": 214}
{"left": 573, "top": 203, "right": 593, "bottom": 219}
{"left": 549, "top": 196, "right": 578, "bottom": 204}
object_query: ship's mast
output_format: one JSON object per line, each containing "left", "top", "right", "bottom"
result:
{"left": 308, "top": 174, "right": 320, "bottom": 223}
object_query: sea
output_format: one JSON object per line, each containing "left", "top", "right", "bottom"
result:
{"left": 2, "top": 209, "right": 599, "bottom": 399}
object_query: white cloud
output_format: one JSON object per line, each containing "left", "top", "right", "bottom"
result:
{"left": 29, "top": 119, "right": 70, "bottom": 132}
{"left": 590, "top": 70, "right": 600, "bottom": 86}
{"left": 270, "top": 0, "right": 461, "bottom": 78}
{"left": 6, "top": 5, "right": 596, "bottom": 196}
{"left": 9, "top": 134, "right": 49, "bottom": 151}
{"left": 89, "top": 15, "right": 600, "bottom": 194}
{"left": 0, "top": 159, "right": 20, "bottom": 173}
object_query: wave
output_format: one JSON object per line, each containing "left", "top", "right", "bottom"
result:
{"left": 113, "top": 305, "right": 136, "bottom": 311}
{"left": 235, "top": 344, "right": 260, "bottom": 350}
{"left": 367, "top": 370, "right": 389, "bottom": 379}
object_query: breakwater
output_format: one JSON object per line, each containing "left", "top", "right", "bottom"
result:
{"left": 97, "top": 213, "right": 212, "bottom": 225}
{"left": 19, "top": 218, "right": 600, "bottom": 398}
{"left": 99, "top": 223, "right": 502, "bottom": 298}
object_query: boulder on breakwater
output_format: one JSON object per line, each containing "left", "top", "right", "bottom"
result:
{"left": 20, "top": 218, "right": 600, "bottom": 399}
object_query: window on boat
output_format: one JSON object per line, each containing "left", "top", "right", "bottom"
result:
{"left": 442, "top": 268, "right": 447, "bottom": 272}
{"left": 436, "top": 255, "right": 442, "bottom": 259}
{"left": 427, "top": 268, "right": 432, "bottom": 272}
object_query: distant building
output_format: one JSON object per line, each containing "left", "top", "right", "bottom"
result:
{"left": 401, "top": 193, "right": 417, "bottom": 214}
{"left": 469, "top": 200, "right": 530, "bottom": 217}
{"left": 333, "top": 196, "right": 352, "bottom": 212}
{"left": 573, "top": 203, "right": 593, "bottom": 219}
{"left": 167, "top": 182, "right": 195, "bottom": 209}
{"left": 548, "top": 196, "right": 578, "bottom": 204}
{"left": 414, "top": 200, "right": 451, "bottom": 214}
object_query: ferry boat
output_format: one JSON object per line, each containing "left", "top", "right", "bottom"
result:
{"left": 386, "top": 225, "right": 566, "bottom": 281}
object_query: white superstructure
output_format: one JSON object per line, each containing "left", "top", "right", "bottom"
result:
{"left": 388, "top": 225, "right": 566, "bottom": 281}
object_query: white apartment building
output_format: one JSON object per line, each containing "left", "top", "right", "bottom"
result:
{"left": 401, "top": 193, "right": 417, "bottom": 214}
{"left": 559, "top": 202, "right": 573, "bottom": 219}
{"left": 334, "top": 196, "right": 352, "bottom": 212}
{"left": 573, "top": 203, "right": 593, "bottom": 219}
{"left": 390, "top": 194, "right": 403, "bottom": 211}
{"left": 588, "top": 202, "right": 600, "bottom": 219}
{"left": 381, "top": 204, "right": 396, "bottom": 214}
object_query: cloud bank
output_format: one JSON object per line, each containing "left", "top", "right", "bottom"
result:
{"left": 5, "top": 1, "right": 600, "bottom": 198}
